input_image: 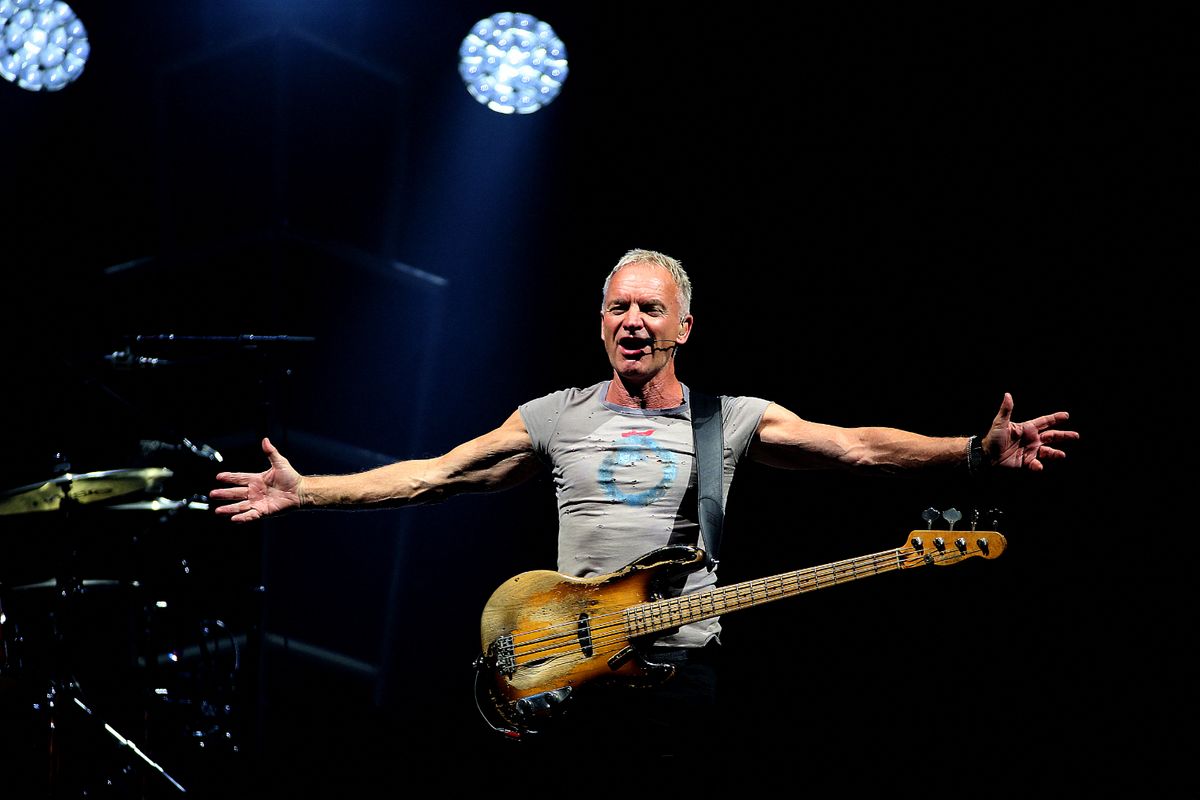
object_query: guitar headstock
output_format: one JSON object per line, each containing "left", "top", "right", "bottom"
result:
{"left": 898, "top": 529, "right": 1007, "bottom": 569}
{"left": 898, "top": 506, "right": 1007, "bottom": 568}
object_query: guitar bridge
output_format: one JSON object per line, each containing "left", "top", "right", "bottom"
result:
{"left": 489, "top": 634, "right": 516, "bottom": 677}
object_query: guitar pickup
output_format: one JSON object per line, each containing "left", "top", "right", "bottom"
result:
{"left": 576, "top": 613, "right": 593, "bottom": 657}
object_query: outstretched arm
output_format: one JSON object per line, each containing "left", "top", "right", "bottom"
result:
{"left": 210, "top": 410, "right": 539, "bottom": 522}
{"left": 749, "top": 394, "right": 1077, "bottom": 473}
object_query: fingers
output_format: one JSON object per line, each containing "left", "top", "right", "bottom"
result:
{"left": 263, "top": 437, "right": 292, "bottom": 471}
{"left": 213, "top": 500, "right": 260, "bottom": 523}
{"left": 210, "top": 441, "right": 289, "bottom": 524}
{"left": 1040, "top": 429, "right": 1080, "bottom": 443}
{"left": 217, "top": 441, "right": 288, "bottom": 483}
{"left": 1024, "top": 444, "right": 1069, "bottom": 472}
{"left": 1025, "top": 411, "right": 1071, "bottom": 430}
{"left": 214, "top": 471, "right": 256, "bottom": 486}
{"left": 992, "top": 392, "right": 1014, "bottom": 428}
{"left": 1037, "top": 445, "right": 1068, "bottom": 461}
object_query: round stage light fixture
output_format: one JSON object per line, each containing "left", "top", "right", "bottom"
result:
{"left": 458, "top": 11, "right": 567, "bottom": 115}
{"left": 0, "top": 0, "right": 89, "bottom": 92}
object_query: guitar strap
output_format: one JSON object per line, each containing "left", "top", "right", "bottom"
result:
{"left": 689, "top": 389, "right": 724, "bottom": 572}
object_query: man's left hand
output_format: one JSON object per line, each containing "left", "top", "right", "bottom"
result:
{"left": 982, "top": 393, "right": 1079, "bottom": 472}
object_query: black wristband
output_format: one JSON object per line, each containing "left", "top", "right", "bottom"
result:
{"left": 967, "top": 435, "right": 985, "bottom": 475}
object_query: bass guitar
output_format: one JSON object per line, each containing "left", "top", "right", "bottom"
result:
{"left": 474, "top": 526, "right": 1006, "bottom": 737}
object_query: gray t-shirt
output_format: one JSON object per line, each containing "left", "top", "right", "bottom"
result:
{"left": 518, "top": 381, "right": 771, "bottom": 647}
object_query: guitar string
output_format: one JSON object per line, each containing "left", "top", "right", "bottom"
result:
{"left": 505, "top": 544, "right": 984, "bottom": 664}
{"left": 506, "top": 542, "right": 993, "bottom": 666}
{"left": 507, "top": 548, "right": 917, "bottom": 661}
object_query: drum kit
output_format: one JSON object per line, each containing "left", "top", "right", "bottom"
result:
{"left": 0, "top": 450, "right": 248, "bottom": 795}
{"left": 0, "top": 333, "right": 312, "bottom": 794}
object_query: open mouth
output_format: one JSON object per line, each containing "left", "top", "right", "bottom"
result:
{"left": 617, "top": 336, "right": 652, "bottom": 356}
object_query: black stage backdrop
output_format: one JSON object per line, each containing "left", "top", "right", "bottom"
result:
{"left": 0, "top": 2, "right": 1170, "bottom": 795}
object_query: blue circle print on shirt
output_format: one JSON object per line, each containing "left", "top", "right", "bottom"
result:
{"left": 597, "top": 434, "right": 678, "bottom": 506}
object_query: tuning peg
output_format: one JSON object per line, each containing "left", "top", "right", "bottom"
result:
{"left": 942, "top": 508, "right": 962, "bottom": 531}
{"left": 921, "top": 507, "right": 940, "bottom": 530}
{"left": 987, "top": 508, "right": 1004, "bottom": 530}
{"left": 969, "top": 508, "right": 981, "bottom": 532}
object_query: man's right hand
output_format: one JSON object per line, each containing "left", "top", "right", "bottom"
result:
{"left": 211, "top": 437, "right": 304, "bottom": 523}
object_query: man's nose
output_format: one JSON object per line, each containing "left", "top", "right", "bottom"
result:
{"left": 622, "top": 307, "right": 645, "bottom": 328}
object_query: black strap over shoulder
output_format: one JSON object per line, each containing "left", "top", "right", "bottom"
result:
{"left": 689, "top": 389, "right": 724, "bottom": 571}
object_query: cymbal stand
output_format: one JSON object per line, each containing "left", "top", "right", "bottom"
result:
{"left": 20, "top": 494, "right": 188, "bottom": 795}
{"left": 60, "top": 689, "right": 187, "bottom": 793}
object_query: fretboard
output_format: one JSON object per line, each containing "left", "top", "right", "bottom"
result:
{"left": 623, "top": 547, "right": 911, "bottom": 638}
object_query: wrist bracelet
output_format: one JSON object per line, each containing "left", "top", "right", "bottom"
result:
{"left": 967, "top": 435, "right": 984, "bottom": 475}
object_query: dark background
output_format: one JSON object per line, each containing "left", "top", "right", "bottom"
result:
{"left": 0, "top": 1, "right": 1166, "bottom": 795}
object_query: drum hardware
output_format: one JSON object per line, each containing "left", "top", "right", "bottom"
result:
{"left": 69, "top": 692, "right": 188, "bottom": 792}
{"left": 143, "top": 616, "right": 243, "bottom": 753}
{"left": 103, "top": 333, "right": 315, "bottom": 373}
{"left": 5, "top": 333, "right": 297, "bottom": 791}
{"left": 0, "top": 467, "right": 174, "bottom": 516}
{"left": 140, "top": 437, "right": 224, "bottom": 463}
{"left": 104, "top": 495, "right": 212, "bottom": 514}
{"left": 21, "top": 680, "right": 188, "bottom": 794}
{"left": 0, "top": 463, "right": 206, "bottom": 793}
{"left": 103, "top": 345, "right": 173, "bottom": 369}
{"left": 0, "top": 573, "right": 189, "bottom": 794}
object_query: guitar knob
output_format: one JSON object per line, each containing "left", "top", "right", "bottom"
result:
{"left": 933, "top": 537, "right": 946, "bottom": 551}
{"left": 911, "top": 537, "right": 924, "bottom": 550}
{"left": 955, "top": 537, "right": 967, "bottom": 552}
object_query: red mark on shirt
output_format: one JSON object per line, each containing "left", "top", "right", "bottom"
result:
{"left": 622, "top": 429, "right": 656, "bottom": 438}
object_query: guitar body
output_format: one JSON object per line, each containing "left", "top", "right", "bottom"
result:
{"left": 476, "top": 545, "right": 707, "bottom": 736}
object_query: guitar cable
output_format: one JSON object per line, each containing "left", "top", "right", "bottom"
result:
{"left": 472, "top": 660, "right": 525, "bottom": 740}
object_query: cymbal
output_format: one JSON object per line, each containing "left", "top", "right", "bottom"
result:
{"left": 103, "top": 496, "right": 210, "bottom": 513}
{"left": 0, "top": 468, "right": 174, "bottom": 515}
{"left": 2, "top": 578, "right": 128, "bottom": 592}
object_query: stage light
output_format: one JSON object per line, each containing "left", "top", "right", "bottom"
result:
{"left": 0, "top": 0, "right": 89, "bottom": 92}
{"left": 458, "top": 11, "right": 567, "bottom": 115}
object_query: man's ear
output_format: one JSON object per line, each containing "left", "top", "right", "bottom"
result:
{"left": 675, "top": 314, "right": 694, "bottom": 345}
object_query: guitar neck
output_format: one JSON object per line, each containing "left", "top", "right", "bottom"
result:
{"left": 623, "top": 531, "right": 1001, "bottom": 638}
